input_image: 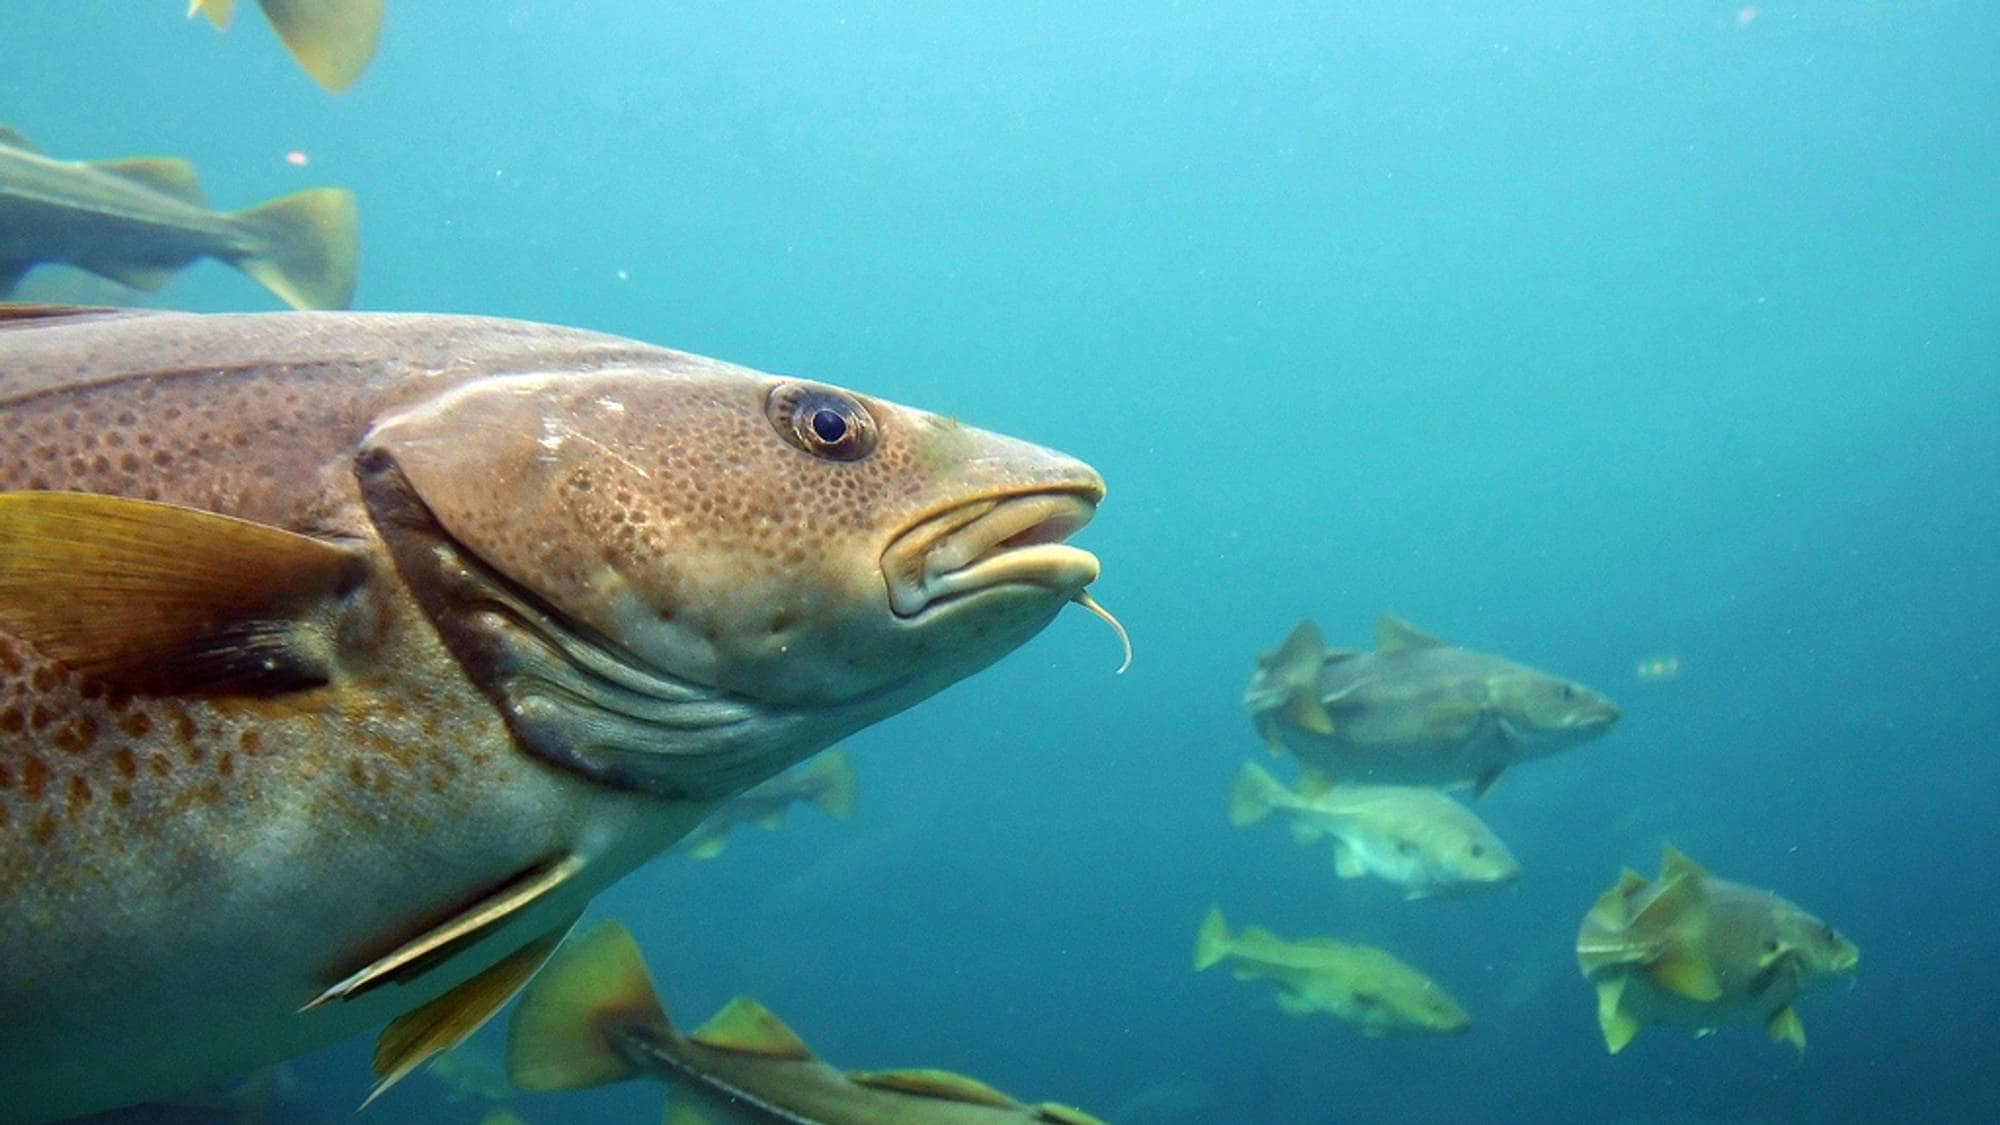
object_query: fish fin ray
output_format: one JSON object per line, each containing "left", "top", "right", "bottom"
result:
{"left": 1766, "top": 1005, "right": 1806, "bottom": 1053}
{"left": 304, "top": 854, "right": 585, "bottom": 1010}
{"left": 363, "top": 920, "right": 575, "bottom": 1108}
{"left": 1193, "top": 906, "right": 1230, "bottom": 971}
{"left": 1595, "top": 977, "right": 1640, "bottom": 1053}
{"left": 231, "top": 187, "right": 358, "bottom": 309}
{"left": 506, "top": 919, "right": 669, "bottom": 1092}
{"left": 0, "top": 491, "right": 363, "bottom": 695}
{"left": 1659, "top": 843, "right": 1710, "bottom": 881}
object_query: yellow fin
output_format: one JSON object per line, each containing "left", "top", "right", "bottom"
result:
{"left": 683, "top": 832, "right": 727, "bottom": 860}
{"left": 1648, "top": 948, "right": 1723, "bottom": 1003}
{"left": 89, "top": 157, "right": 207, "bottom": 205}
{"left": 231, "top": 187, "right": 359, "bottom": 309}
{"left": 1036, "top": 1106, "right": 1109, "bottom": 1125}
{"left": 1375, "top": 613, "right": 1446, "bottom": 652}
{"left": 189, "top": 0, "right": 236, "bottom": 29}
{"left": 689, "top": 997, "right": 813, "bottom": 1060}
{"left": 507, "top": 920, "right": 668, "bottom": 1093}
{"left": 363, "top": 921, "right": 574, "bottom": 1108}
{"left": 1284, "top": 691, "right": 1335, "bottom": 735}
{"left": 304, "top": 854, "right": 585, "bottom": 1010}
{"left": 804, "top": 748, "right": 858, "bottom": 820}
{"left": 1295, "top": 770, "right": 1335, "bottom": 798}
{"left": 1227, "top": 760, "right": 1284, "bottom": 828}
{"left": 849, "top": 1068, "right": 1017, "bottom": 1108}
{"left": 1595, "top": 977, "right": 1641, "bottom": 1054}
{"left": 0, "top": 491, "right": 363, "bottom": 694}
{"left": 1766, "top": 1005, "right": 1807, "bottom": 1053}
{"left": 1192, "top": 906, "right": 1230, "bottom": 972}
{"left": 257, "top": 0, "right": 385, "bottom": 92}
{"left": 1659, "top": 843, "right": 1710, "bottom": 882}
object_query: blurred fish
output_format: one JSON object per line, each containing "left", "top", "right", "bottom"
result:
{"left": 1242, "top": 615, "right": 1620, "bottom": 795}
{"left": 677, "top": 747, "right": 858, "bottom": 860}
{"left": 1576, "top": 845, "right": 1858, "bottom": 1054}
{"left": 187, "top": 0, "right": 385, "bottom": 92}
{"left": 0, "top": 126, "right": 357, "bottom": 309}
{"left": 1227, "top": 760, "right": 1520, "bottom": 897}
{"left": 1635, "top": 654, "right": 1681, "bottom": 681}
{"left": 507, "top": 919, "right": 1106, "bottom": 1124}
{"left": 0, "top": 307, "right": 1109, "bottom": 1122}
{"left": 1192, "top": 906, "right": 1470, "bottom": 1036}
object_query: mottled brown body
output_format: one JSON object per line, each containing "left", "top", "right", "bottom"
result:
{"left": 0, "top": 309, "right": 1104, "bottom": 1121}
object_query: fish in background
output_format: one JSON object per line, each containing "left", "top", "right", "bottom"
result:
{"left": 507, "top": 919, "right": 1107, "bottom": 1124}
{"left": 1242, "top": 614, "right": 1620, "bottom": 796}
{"left": 0, "top": 126, "right": 358, "bottom": 309}
{"left": 1576, "top": 845, "right": 1858, "bottom": 1054}
{"left": 0, "top": 307, "right": 1112, "bottom": 1122}
{"left": 677, "top": 747, "right": 859, "bottom": 859}
{"left": 1193, "top": 906, "right": 1470, "bottom": 1037}
{"left": 187, "top": 0, "right": 385, "bottom": 92}
{"left": 1227, "top": 760, "right": 1520, "bottom": 898}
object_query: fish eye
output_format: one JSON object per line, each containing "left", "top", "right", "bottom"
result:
{"left": 1395, "top": 839, "right": 1418, "bottom": 855}
{"left": 1765, "top": 939, "right": 1781, "bottom": 952}
{"left": 767, "top": 383, "right": 879, "bottom": 462}
{"left": 1560, "top": 684, "right": 1577, "bottom": 700}
{"left": 1470, "top": 844, "right": 1486, "bottom": 857}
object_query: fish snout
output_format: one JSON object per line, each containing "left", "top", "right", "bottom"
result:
{"left": 881, "top": 487, "right": 1102, "bottom": 620}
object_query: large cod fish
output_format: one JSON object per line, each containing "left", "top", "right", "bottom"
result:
{"left": 1243, "top": 614, "right": 1620, "bottom": 795}
{"left": 507, "top": 919, "right": 1105, "bottom": 1124}
{"left": 0, "top": 306, "right": 1109, "bottom": 1122}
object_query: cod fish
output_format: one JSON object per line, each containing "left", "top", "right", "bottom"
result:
{"left": 0, "top": 126, "right": 357, "bottom": 311}
{"left": 677, "top": 747, "right": 858, "bottom": 859}
{"left": 1227, "top": 760, "right": 1520, "bottom": 898}
{"left": 1242, "top": 615, "right": 1619, "bottom": 795}
{"left": 507, "top": 919, "right": 1106, "bottom": 1125}
{"left": 0, "top": 306, "right": 1110, "bottom": 1122}
{"left": 1576, "top": 845, "right": 1858, "bottom": 1055}
{"left": 1193, "top": 906, "right": 1470, "bottom": 1036}
{"left": 189, "top": 0, "right": 385, "bottom": 93}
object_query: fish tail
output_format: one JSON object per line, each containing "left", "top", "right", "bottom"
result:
{"left": 257, "top": 0, "right": 385, "bottom": 92}
{"left": 1193, "top": 905, "right": 1232, "bottom": 972}
{"left": 506, "top": 920, "right": 670, "bottom": 1092}
{"left": 1226, "top": 760, "right": 1284, "bottom": 828}
{"left": 229, "top": 187, "right": 358, "bottom": 309}
{"left": 803, "top": 748, "right": 859, "bottom": 820}
{"left": 189, "top": 0, "right": 237, "bottom": 29}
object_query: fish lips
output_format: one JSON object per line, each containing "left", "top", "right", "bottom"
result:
{"left": 881, "top": 489, "right": 1102, "bottom": 620}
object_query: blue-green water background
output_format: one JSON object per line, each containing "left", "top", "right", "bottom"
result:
{"left": 8, "top": 3, "right": 1998, "bottom": 1122}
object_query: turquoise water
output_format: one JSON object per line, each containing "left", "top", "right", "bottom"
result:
{"left": 6, "top": 3, "right": 1997, "bottom": 1122}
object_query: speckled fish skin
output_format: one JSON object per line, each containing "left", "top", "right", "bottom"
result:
{"left": 0, "top": 308, "right": 1104, "bottom": 1122}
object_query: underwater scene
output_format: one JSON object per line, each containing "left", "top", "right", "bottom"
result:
{"left": 1, "top": 3, "right": 1995, "bottom": 1123}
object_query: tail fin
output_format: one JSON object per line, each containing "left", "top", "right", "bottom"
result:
{"left": 1226, "top": 761, "right": 1287, "bottom": 828}
{"left": 506, "top": 920, "right": 669, "bottom": 1092}
{"left": 230, "top": 187, "right": 358, "bottom": 310}
{"left": 257, "top": 0, "right": 385, "bottom": 92}
{"left": 189, "top": 0, "right": 237, "bottom": 29}
{"left": 803, "top": 749, "right": 858, "bottom": 821}
{"left": 1193, "top": 906, "right": 1232, "bottom": 972}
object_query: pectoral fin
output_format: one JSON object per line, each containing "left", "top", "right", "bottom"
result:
{"left": 1284, "top": 692, "right": 1336, "bottom": 736}
{"left": 1766, "top": 1005, "right": 1807, "bottom": 1053}
{"left": 1648, "top": 948, "right": 1723, "bottom": 1003}
{"left": 362, "top": 920, "right": 577, "bottom": 1108}
{"left": 1595, "top": 977, "right": 1641, "bottom": 1054}
{"left": 302, "top": 854, "right": 585, "bottom": 1011}
{"left": 0, "top": 491, "right": 365, "bottom": 695}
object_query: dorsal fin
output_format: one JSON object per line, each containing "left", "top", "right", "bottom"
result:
{"left": 88, "top": 157, "right": 207, "bottom": 206}
{"left": 1376, "top": 613, "right": 1446, "bottom": 652}
{"left": 848, "top": 1068, "right": 1018, "bottom": 1108}
{"left": 0, "top": 125, "right": 36, "bottom": 152}
{"left": 1659, "top": 843, "right": 1710, "bottom": 881}
{"left": 1036, "top": 1105, "right": 1109, "bottom": 1125}
{"left": 689, "top": 997, "right": 813, "bottom": 1060}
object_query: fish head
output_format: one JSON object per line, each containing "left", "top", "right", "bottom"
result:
{"left": 358, "top": 357, "right": 1103, "bottom": 797}
{"left": 1486, "top": 664, "right": 1620, "bottom": 747}
{"left": 1451, "top": 828, "right": 1523, "bottom": 887}
{"left": 1766, "top": 905, "right": 1859, "bottom": 988}
{"left": 1386, "top": 981, "right": 1472, "bottom": 1034}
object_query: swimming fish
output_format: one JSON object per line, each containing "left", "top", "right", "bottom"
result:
{"left": 0, "top": 306, "right": 1111, "bottom": 1122}
{"left": 0, "top": 126, "right": 358, "bottom": 310}
{"left": 507, "top": 919, "right": 1106, "bottom": 1124}
{"left": 677, "top": 747, "right": 858, "bottom": 859}
{"left": 188, "top": 0, "right": 385, "bottom": 92}
{"left": 1576, "top": 845, "right": 1858, "bottom": 1055}
{"left": 1226, "top": 760, "right": 1520, "bottom": 898}
{"left": 1242, "top": 615, "right": 1620, "bottom": 795}
{"left": 1192, "top": 906, "right": 1470, "bottom": 1036}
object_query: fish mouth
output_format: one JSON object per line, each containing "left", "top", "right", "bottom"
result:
{"left": 883, "top": 490, "right": 1101, "bottom": 619}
